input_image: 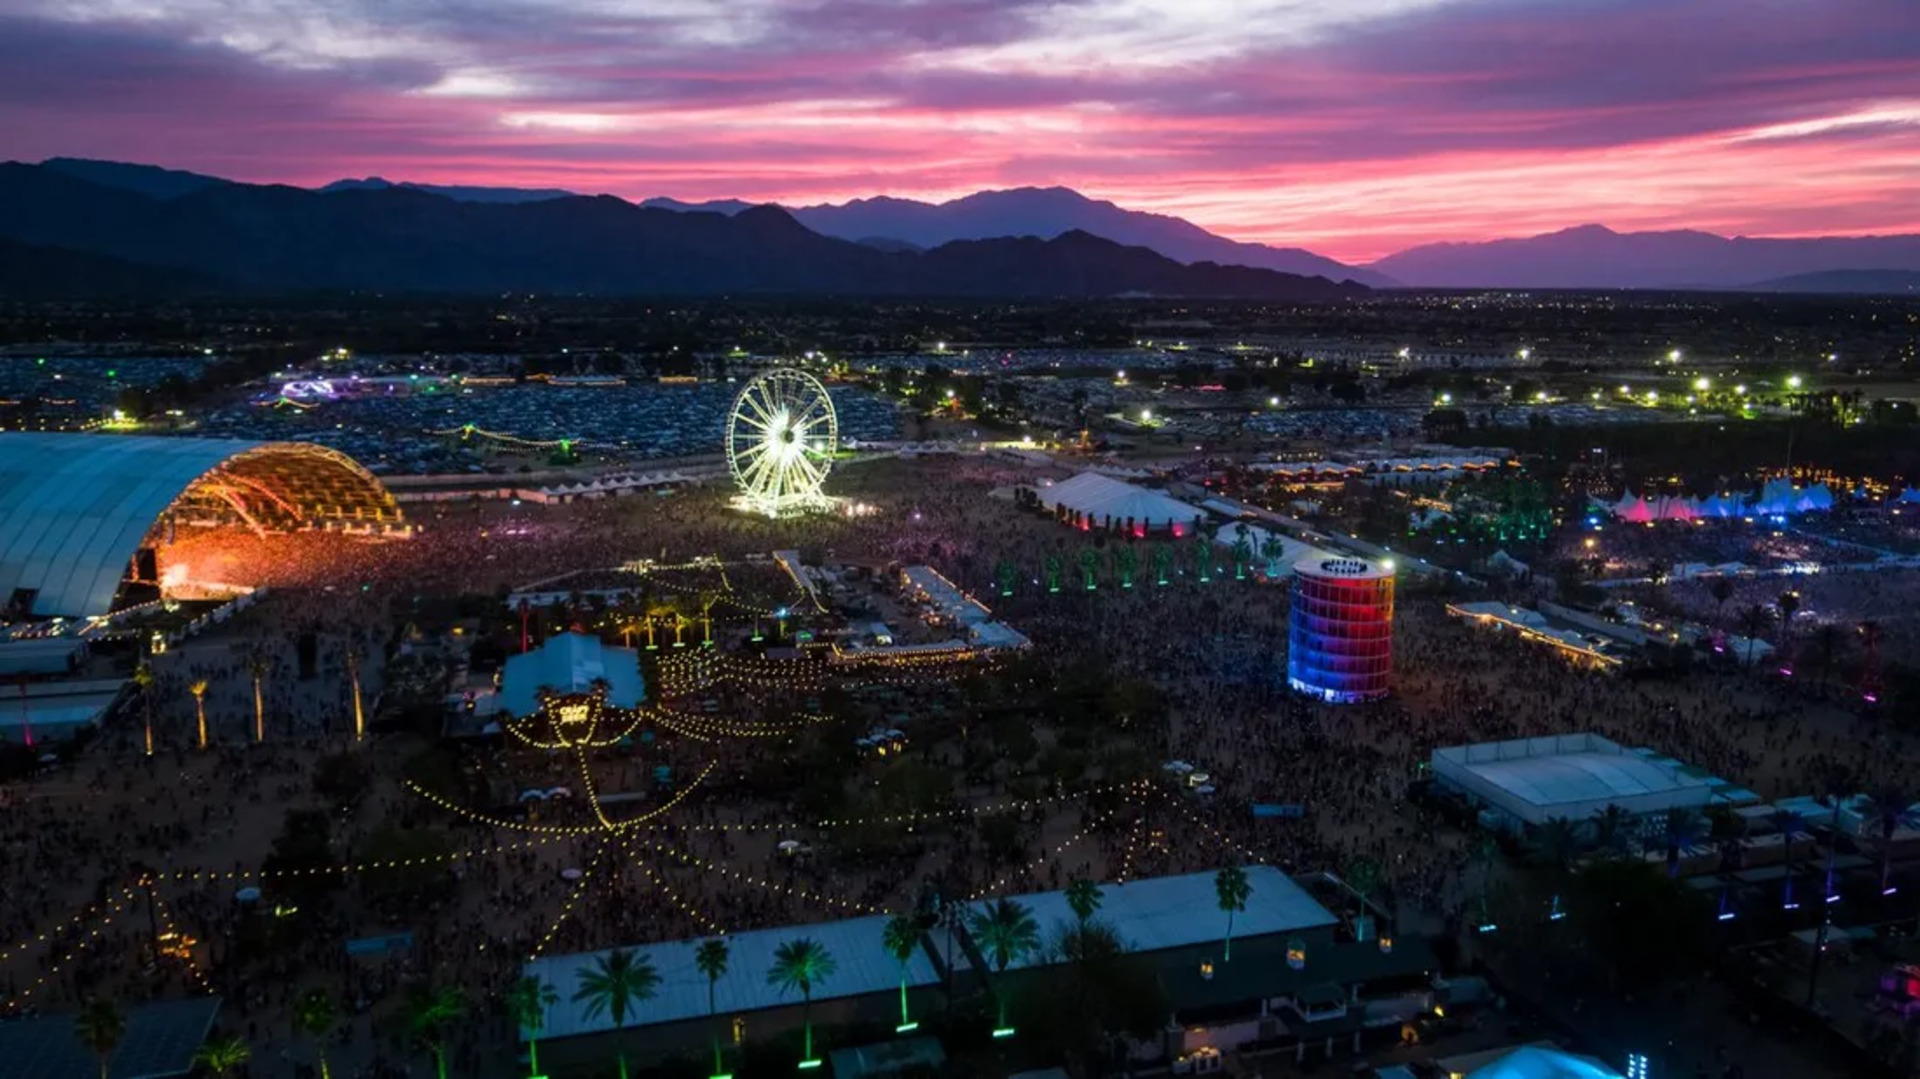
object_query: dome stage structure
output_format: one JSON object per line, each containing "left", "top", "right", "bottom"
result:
{"left": 0, "top": 433, "right": 406, "bottom": 618}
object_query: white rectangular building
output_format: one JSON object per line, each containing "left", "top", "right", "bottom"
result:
{"left": 1430, "top": 733, "right": 1718, "bottom": 827}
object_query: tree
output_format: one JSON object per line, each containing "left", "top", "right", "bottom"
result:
{"left": 1736, "top": 604, "right": 1773, "bottom": 666}
{"left": 969, "top": 898, "right": 1040, "bottom": 1031}
{"left": 767, "top": 938, "right": 836, "bottom": 1064}
{"left": 1591, "top": 804, "right": 1634, "bottom": 859}
{"left": 133, "top": 661, "right": 156, "bottom": 757}
{"left": 572, "top": 948, "right": 660, "bottom": 1079}
{"left": 1864, "top": 786, "right": 1913, "bottom": 897}
{"left": 247, "top": 648, "right": 270, "bottom": 743}
{"left": 191, "top": 1035, "right": 251, "bottom": 1078}
{"left": 292, "top": 989, "right": 336, "bottom": 1079}
{"left": 1807, "top": 768, "right": 1855, "bottom": 1008}
{"left": 1662, "top": 808, "right": 1706, "bottom": 877}
{"left": 1344, "top": 857, "right": 1383, "bottom": 939}
{"left": 1563, "top": 859, "right": 1707, "bottom": 990}
{"left": 1064, "top": 878, "right": 1104, "bottom": 928}
{"left": 405, "top": 985, "right": 468, "bottom": 1079}
{"left": 1777, "top": 590, "right": 1802, "bottom": 666}
{"left": 1709, "top": 577, "right": 1735, "bottom": 626}
{"left": 881, "top": 915, "right": 920, "bottom": 1030}
{"left": 504, "top": 976, "right": 558, "bottom": 1079}
{"left": 693, "top": 939, "right": 730, "bottom": 1076}
{"left": 1770, "top": 806, "right": 1807, "bottom": 910}
{"left": 1808, "top": 623, "right": 1849, "bottom": 687}
{"left": 1214, "top": 865, "right": 1252, "bottom": 961}
{"left": 189, "top": 679, "right": 210, "bottom": 750}
{"left": 76, "top": 999, "right": 125, "bottom": 1079}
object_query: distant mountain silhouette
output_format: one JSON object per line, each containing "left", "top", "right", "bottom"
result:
{"left": 0, "top": 163, "right": 1366, "bottom": 300}
{"left": 1369, "top": 223, "right": 1920, "bottom": 289}
{"left": 0, "top": 236, "right": 223, "bottom": 298}
{"left": 651, "top": 187, "right": 1392, "bottom": 287}
{"left": 854, "top": 236, "right": 924, "bottom": 254}
{"left": 319, "top": 176, "right": 578, "bottom": 204}
{"left": 1740, "top": 269, "right": 1920, "bottom": 295}
{"left": 640, "top": 195, "right": 756, "bottom": 215}
{"left": 40, "top": 157, "right": 229, "bottom": 200}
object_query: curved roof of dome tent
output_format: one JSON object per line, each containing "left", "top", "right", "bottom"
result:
{"left": 0, "top": 433, "right": 401, "bottom": 618}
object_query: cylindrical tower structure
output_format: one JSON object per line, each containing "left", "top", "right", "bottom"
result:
{"left": 1287, "top": 556, "right": 1394, "bottom": 703}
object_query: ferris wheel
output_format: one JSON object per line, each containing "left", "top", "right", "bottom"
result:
{"left": 725, "top": 368, "right": 839, "bottom": 516}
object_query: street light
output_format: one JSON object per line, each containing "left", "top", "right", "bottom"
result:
{"left": 1668, "top": 349, "right": 1682, "bottom": 363}
{"left": 1518, "top": 348, "right": 1531, "bottom": 361}
{"left": 1693, "top": 377, "right": 1710, "bottom": 391}
{"left": 1787, "top": 375, "right": 1803, "bottom": 389}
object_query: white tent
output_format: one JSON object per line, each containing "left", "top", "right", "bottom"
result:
{"left": 1036, "top": 472, "right": 1200, "bottom": 532}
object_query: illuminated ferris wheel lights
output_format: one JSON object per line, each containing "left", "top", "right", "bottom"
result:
{"left": 726, "top": 368, "right": 839, "bottom": 517}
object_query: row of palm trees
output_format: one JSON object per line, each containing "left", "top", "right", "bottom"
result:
{"left": 503, "top": 872, "right": 1257, "bottom": 1076}
{"left": 128, "top": 643, "right": 369, "bottom": 755}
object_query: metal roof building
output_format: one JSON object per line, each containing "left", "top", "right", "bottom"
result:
{"left": 0, "top": 434, "right": 403, "bottom": 617}
{"left": 1431, "top": 734, "right": 1719, "bottom": 826}
{"left": 523, "top": 913, "right": 941, "bottom": 1040}
{"left": 988, "top": 866, "right": 1339, "bottom": 971}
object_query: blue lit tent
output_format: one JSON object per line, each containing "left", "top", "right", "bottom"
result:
{"left": 1465, "top": 1046, "right": 1626, "bottom": 1079}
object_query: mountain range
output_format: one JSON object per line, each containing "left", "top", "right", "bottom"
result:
{"left": 1369, "top": 224, "right": 1920, "bottom": 290}
{"left": 0, "top": 161, "right": 1365, "bottom": 300}
{"left": 11, "top": 158, "right": 1920, "bottom": 294}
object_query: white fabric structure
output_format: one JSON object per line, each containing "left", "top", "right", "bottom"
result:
{"left": 1035, "top": 472, "right": 1199, "bottom": 531}
{"left": 497, "top": 632, "right": 645, "bottom": 718}
{"left": 1606, "top": 481, "right": 1834, "bottom": 523}
{"left": 1431, "top": 733, "right": 1717, "bottom": 825}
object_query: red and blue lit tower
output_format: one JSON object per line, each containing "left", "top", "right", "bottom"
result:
{"left": 1287, "top": 556, "right": 1394, "bottom": 703}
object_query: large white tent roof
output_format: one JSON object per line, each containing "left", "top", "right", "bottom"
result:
{"left": 1035, "top": 472, "right": 1198, "bottom": 527}
{"left": 1432, "top": 734, "right": 1716, "bottom": 824}
{"left": 0, "top": 433, "right": 400, "bottom": 617}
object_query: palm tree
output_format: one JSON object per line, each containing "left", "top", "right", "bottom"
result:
{"left": 293, "top": 988, "right": 336, "bottom": 1079}
{"left": 881, "top": 915, "right": 920, "bottom": 1031}
{"left": 1777, "top": 590, "right": 1802, "bottom": 667}
{"left": 1864, "top": 786, "right": 1913, "bottom": 896}
{"left": 75, "top": 998, "right": 124, "bottom": 1079}
{"left": 968, "top": 898, "right": 1039, "bottom": 1032}
{"left": 133, "top": 661, "right": 156, "bottom": 756}
{"left": 1064, "top": 878, "right": 1104, "bottom": 928}
{"left": 1591, "top": 804, "right": 1634, "bottom": 859}
{"left": 345, "top": 645, "right": 366, "bottom": 742}
{"left": 1737, "top": 604, "right": 1773, "bottom": 666}
{"left": 1771, "top": 806, "right": 1807, "bottom": 909}
{"left": 1663, "top": 808, "right": 1706, "bottom": 877}
{"left": 693, "top": 939, "right": 730, "bottom": 1075}
{"left": 191, "top": 1034, "right": 250, "bottom": 1078}
{"left": 404, "top": 984, "right": 467, "bottom": 1079}
{"left": 767, "top": 938, "right": 837, "bottom": 1064}
{"left": 1344, "top": 857, "right": 1383, "bottom": 940}
{"left": 1214, "top": 865, "right": 1252, "bottom": 961}
{"left": 247, "top": 648, "right": 269, "bottom": 743}
{"left": 189, "top": 679, "right": 210, "bottom": 750}
{"left": 573, "top": 948, "right": 660, "bottom": 1079}
{"left": 1530, "top": 817, "right": 1580, "bottom": 874}
{"left": 1809, "top": 623, "right": 1848, "bottom": 688}
{"left": 1808, "top": 769, "right": 1855, "bottom": 1007}
{"left": 1708, "top": 576, "right": 1735, "bottom": 626}
{"left": 505, "top": 976, "right": 559, "bottom": 1079}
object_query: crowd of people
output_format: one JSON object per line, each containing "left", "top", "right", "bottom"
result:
{"left": 4, "top": 454, "right": 1912, "bottom": 1079}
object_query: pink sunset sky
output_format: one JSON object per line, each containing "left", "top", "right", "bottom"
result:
{"left": 2, "top": 0, "right": 1917, "bottom": 262}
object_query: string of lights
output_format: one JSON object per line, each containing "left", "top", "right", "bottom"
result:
{"left": 529, "top": 837, "right": 607, "bottom": 961}
{"left": 151, "top": 830, "right": 581, "bottom": 881}
{"left": 2, "top": 887, "right": 136, "bottom": 1010}
{"left": 968, "top": 803, "right": 1124, "bottom": 901}
{"left": 634, "top": 838, "right": 882, "bottom": 915}
{"left": 0, "top": 898, "right": 102, "bottom": 966}
{"left": 149, "top": 888, "right": 214, "bottom": 995}
{"left": 637, "top": 856, "right": 726, "bottom": 937}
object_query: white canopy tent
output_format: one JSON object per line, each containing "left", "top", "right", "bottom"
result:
{"left": 1035, "top": 472, "right": 1200, "bottom": 532}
